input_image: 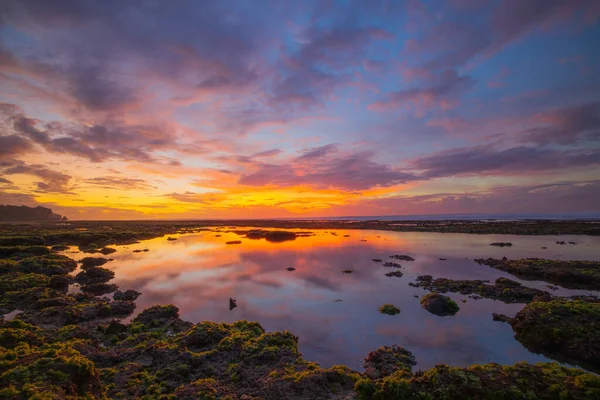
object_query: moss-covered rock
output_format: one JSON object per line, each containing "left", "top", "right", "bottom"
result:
{"left": 0, "top": 341, "right": 103, "bottom": 398}
{"left": 363, "top": 346, "right": 416, "bottom": 379}
{"left": 511, "top": 299, "right": 600, "bottom": 372}
{"left": 355, "top": 362, "right": 600, "bottom": 400}
{"left": 412, "top": 275, "right": 548, "bottom": 303}
{"left": 475, "top": 257, "right": 600, "bottom": 290}
{"left": 75, "top": 266, "right": 115, "bottom": 285}
{"left": 420, "top": 293, "right": 459, "bottom": 316}
{"left": 378, "top": 304, "right": 401, "bottom": 315}
{"left": 17, "top": 254, "right": 77, "bottom": 276}
{"left": 80, "top": 256, "right": 110, "bottom": 269}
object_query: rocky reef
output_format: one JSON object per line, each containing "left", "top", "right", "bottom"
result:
{"left": 475, "top": 257, "right": 600, "bottom": 290}
{"left": 411, "top": 275, "right": 549, "bottom": 303}
{"left": 509, "top": 299, "right": 600, "bottom": 373}
{"left": 2, "top": 223, "right": 600, "bottom": 399}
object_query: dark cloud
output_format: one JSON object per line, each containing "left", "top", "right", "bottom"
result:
{"left": 517, "top": 101, "right": 600, "bottom": 145}
{"left": 240, "top": 145, "right": 416, "bottom": 191}
{"left": 0, "top": 177, "right": 12, "bottom": 184}
{"left": 1, "top": 103, "right": 177, "bottom": 163}
{"left": 0, "top": 134, "right": 32, "bottom": 159}
{"left": 1, "top": 161, "right": 72, "bottom": 193}
{"left": 82, "top": 177, "right": 156, "bottom": 190}
{"left": 412, "top": 145, "right": 600, "bottom": 178}
{"left": 349, "top": 180, "right": 600, "bottom": 215}
{"left": 0, "top": 0, "right": 273, "bottom": 111}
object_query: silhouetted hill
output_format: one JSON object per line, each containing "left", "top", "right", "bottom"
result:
{"left": 0, "top": 205, "right": 67, "bottom": 222}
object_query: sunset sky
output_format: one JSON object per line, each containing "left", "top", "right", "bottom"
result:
{"left": 1, "top": 0, "right": 599, "bottom": 219}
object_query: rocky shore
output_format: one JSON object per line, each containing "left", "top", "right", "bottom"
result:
{"left": 1, "top": 223, "right": 600, "bottom": 398}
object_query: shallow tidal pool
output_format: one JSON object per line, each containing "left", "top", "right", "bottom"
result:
{"left": 64, "top": 228, "right": 600, "bottom": 372}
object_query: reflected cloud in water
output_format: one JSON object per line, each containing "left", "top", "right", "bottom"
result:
{"left": 81, "top": 228, "right": 600, "bottom": 369}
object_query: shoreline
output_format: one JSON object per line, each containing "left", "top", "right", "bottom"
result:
{"left": 1, "top": 219, "right": 600, "bottom": 236}
{"left": 1, "top": 224, "right": 600, "bottom": 398}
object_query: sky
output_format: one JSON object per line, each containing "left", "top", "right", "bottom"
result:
{"left": 0, "top": 0, "right": 599, "bottom": 220}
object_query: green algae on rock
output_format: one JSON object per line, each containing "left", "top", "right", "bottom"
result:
{"left": 412, "top": 275, "right": 549, "bottom": 303}
{"left": 354, "top": 361, "right": 600, "bottom": 400}
{"left": 363, "top": 346, "right": 416, "bottom": 379}
{"left": 510, "top": 299, "right": 600, "bottom": 373}
{"left": 378, "top": 304, "right": 400, "bottom": 315}
{"left": 475, "top": 257, "right": 600, "bottom": 290}
{"left": 420, "top": 293, "right": 459, "bottom": 316}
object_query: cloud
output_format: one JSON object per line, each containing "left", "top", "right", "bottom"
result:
{"left": 517, "top": 101, "right": 600, "bottom": 145}
{"left": 412, "top": 145, "right": 600, "bottom": 178}
{"left": 167, "top": 192, "right": 209, "bottom": 204}
{"left": 272, "top": 19, "right": 392, "bottom": 108}
{"left": 252, "top": 149, "right": 282, "bottom": 158}
{"left": 1, "top": 161, "right": 72, "bottom": 193}
{"left": 370, "top": 69, "right": 474, "bottom": 112}
{"left": 239, "top": 144, "right": 416, "bottom": 191}
{"left": 342, "top": 180, "right": 600, "bottom": 215}
{"left": 0, "top": 177, "right": 12, "bottom": 184}
{"left": 1, "top": 103, "right": 177, "bottom": 163}
{"left": 82, "top": 177, "right": 156, "bottom": 190}
{"left": 0, "top": 134, "right": 32, "bottom": 159}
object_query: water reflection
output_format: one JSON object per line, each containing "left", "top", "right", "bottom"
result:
{"left": 66, "top": 229, "right": 600, "bottom": 371}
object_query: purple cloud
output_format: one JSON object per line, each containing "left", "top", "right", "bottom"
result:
{"left": 240, "top": 145, "right": 416, "bottom": 191}
{"left": 412, "top": 145, "right": 600, "bottom": 178}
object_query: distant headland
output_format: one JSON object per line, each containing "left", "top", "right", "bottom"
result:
{"left": 0, "top": 205, "right": 67, "bottom": 222}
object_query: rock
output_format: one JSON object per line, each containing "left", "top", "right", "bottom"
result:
{"left": 385, "top": 271, "right": 403, "bottom": 278}
{"left": 533, "top": 293, "right": 552, "bottom": 302}
{"left": 49, "top": 275, "right": 75, "bottom": 291}
{"left": 113, "top": 289, "right": 141, "bottom": 301}
{"left": 245, "top": 230, "right": 297, "bottom": 242}
{"left": 474, "top": 257, "right": 600, "bottom": 290}
{"left": 229, "top": 298, "right": 237, "bottom": 310}
{"left": 390, "top": 254, "right": 415, "bottom": 261}
{"left": 143, "top": 249, "right": 149, "bottom": 252}
{"left": 225, "top": 240, "right": 242, "bottom": 245}
{"left": 134, "top": 304, "right": 180, "bottom": 326}
{"left": 363, "top": 345, "right": 416, "bottom": 378}
{"left": 75, "top": 266, "right": 115, "bottom": 285}
{"left": 80, "top": 257, "right": 109, "bottom": 269}
{"left": 420, "top": 293, "right": 459, "bottom": 316}
{"left": 341, "top": 270, "right": 353, "bottom": 274}
{"left": 167, "top": 237, "right": 177, "bottom": 241}
{"left": 99, "top": 247, "right": 117, "bottom": 255}
{"left": 36, "top": 296, "right": 76, "bottom": 309}
{"left": 105, "top": 320, "right": 127, "bottom": 334}
{"left": 383, "top": 262, "right": 401, "bottom": 268}
{"left": 490, "top": 242, "right": 513, "bottom": 247}
{"left": 511, "top": 300, "right": 600, "bottom": 372}
{"left": 286, "top": 267, "right": 296, "bottom": 271}
{"left": 51, "top": 245, "right": 69, "bottom": 251}
{"left": 439, "top": 258, "right": 447, "bottom": 261}
{"left": 372, "top": 258, "right": 383, "bottom": 262}
{"left": 492, "top": 313, "right": 512, "bottom": 323}
{"left": 81, "top": 283, "right": 119, "bottom": 296}
{"left": 556, "top": 241, "right": 566, "bottom": 245}
{"left": 133, "top": 249, "right": 142, "bottom": 253}
{"left": 378, "top": 304, "right": 400, "bottom": 315}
